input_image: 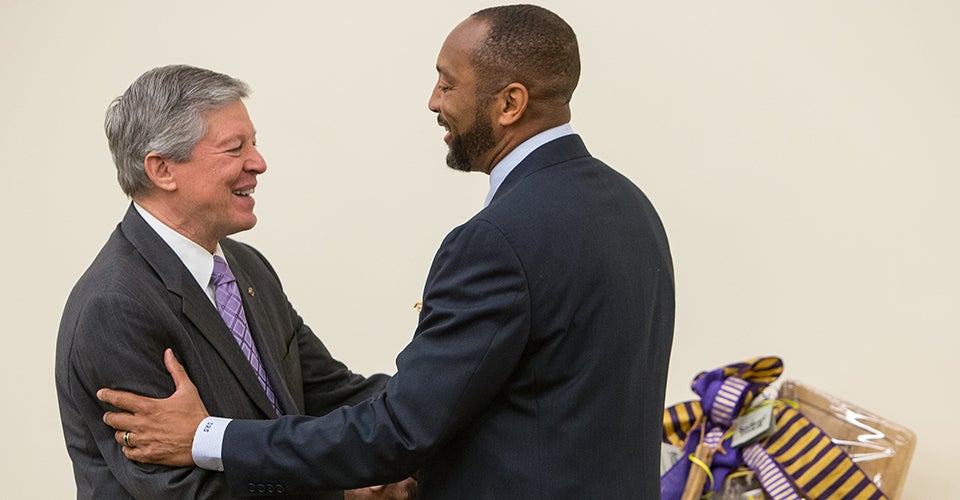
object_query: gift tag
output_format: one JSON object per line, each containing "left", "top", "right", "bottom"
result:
{"left": 660, "top": 443, "right": 684, "bottom": 476}
{"left": 731, "top": 404, "right": 776, "bottom": 448}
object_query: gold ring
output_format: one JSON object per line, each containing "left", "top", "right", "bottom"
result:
{"left": 123, "top": 431, "right": 134, "bottom": 448}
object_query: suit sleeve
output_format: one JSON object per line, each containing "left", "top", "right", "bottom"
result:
{"left": 221, "top": 220, "right": 531, "bottom": 495}
{"left": 61, "top": 292, "right": 234, "bottom": 499}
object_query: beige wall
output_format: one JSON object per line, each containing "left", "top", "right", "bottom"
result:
{"left": 1, "top": 0, "right": 955, "bottom": 497}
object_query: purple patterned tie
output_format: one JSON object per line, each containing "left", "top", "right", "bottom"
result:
{"left": 211, "top": 255, "right": 281, "bottom": 417}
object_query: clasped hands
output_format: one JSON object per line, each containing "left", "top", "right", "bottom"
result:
{"left": 97, "top": 348, "right": 416, "bottom": 499}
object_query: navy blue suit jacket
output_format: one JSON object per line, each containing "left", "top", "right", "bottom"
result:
{"left": 223, "top": 135, "right": 675, "bottom": 499}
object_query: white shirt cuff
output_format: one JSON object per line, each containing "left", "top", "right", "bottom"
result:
{"left": 193, "top": 416, "right": 232, "bottom": 472}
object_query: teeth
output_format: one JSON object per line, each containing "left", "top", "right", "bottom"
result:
{"left": 234, "top": 188, "right": 255, "bottom": 196}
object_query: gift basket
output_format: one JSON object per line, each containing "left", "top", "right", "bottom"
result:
{"left": 660, "top": 357, "right": 915, "bottom": 499}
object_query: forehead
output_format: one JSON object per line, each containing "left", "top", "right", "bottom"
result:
{"left": 436, "top": 18, "right": 489, "bottom": 80}
{"left": 200, "top": 100, "right": 255, "bottom": 142}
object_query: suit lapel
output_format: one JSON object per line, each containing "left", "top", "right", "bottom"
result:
{"left": 119, "top": 205, "right": 278, "bottom": 418}
{"left": 180, "top": 288, "right": 280, "bottom": 418}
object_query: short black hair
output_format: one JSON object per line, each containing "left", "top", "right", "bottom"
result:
{"left": 470, "top": 4, "right": 580, "bottom": 105}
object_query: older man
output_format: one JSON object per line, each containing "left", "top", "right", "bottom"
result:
{"left": 101, "top": 5, "right": 675, "bottom": 499}
{"left": 56, "top": 65, "right": 413, "bottom": 499}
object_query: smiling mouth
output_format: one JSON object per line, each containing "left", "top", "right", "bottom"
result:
{"left": 234, "top": 188, "right": 255, "bottom": 196}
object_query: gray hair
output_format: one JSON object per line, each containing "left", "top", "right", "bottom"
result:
{"left": 105, "top": 65, "right": 250, "bottom": 198}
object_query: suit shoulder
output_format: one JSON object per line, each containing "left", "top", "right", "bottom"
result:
{"left": 434, "top": 217, "right": 524, "bottom": 273}
{"left": 66, "top": 229, "right": 153, "bottom": 302}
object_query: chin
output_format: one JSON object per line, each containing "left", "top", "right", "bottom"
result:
{"left": 230, "top": 216, "right": 258, "bottom": 235}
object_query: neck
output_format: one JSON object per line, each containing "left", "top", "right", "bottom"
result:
{"left": 134, "top": 195, "right": 218, "bottom": 253}
{"left": 475, "top": 116, "right": 569, "bottom": 174}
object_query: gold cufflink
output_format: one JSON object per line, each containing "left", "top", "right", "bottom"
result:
{"left": 413, "top": 301, "right": 422, "bottom": 312}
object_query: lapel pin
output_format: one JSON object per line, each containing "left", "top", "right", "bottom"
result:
{"left": 248, "top": 287, "right": 255, "bottom": 297}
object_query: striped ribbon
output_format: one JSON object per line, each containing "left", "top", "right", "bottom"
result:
{"left": 743, "top": 442, "right": 802, "bottom": 500}
{"left": 661, "top": 357, "right": 888, "bottom": 500}
{"left": 663, "top": 400, "right": 703, "bottom": 449}
{"left": 762, "top": 406, "right": 886, "bottom": 499}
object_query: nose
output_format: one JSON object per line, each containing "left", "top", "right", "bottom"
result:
{"left": 246, "top": 146, "right": 267, "bottom": 174}
{"left": 428, "top": 83, "right": 441, "bottom": 113}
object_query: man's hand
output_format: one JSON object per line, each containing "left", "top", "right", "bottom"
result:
{"left": 97, "top": 348, "right": 208, "bottom": 467}
{"left": 345, "top": 478, "right": 417, "bottom": 500}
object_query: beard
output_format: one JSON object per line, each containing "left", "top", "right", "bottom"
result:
{"left": 444, "top": 105, "right": 495, "bottom": 172}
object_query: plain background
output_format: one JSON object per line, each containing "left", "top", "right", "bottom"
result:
{"left": 1, "top": 0, "right": 955, "bottom": 497}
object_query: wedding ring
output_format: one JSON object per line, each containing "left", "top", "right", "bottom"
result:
{"left": 123, "top": 431, "right": 134, "bottom": 448}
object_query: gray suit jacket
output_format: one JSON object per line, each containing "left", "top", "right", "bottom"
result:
{"left": 56, "top": 204, "right": 388, "bottom": 499}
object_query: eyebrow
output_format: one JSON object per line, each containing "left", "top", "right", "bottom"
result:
{"left": 213, "top": 135, "right": 243, "bottom": 147}
{"left": 212, "top": 132, "right": 255, "bottom": 149}
{"left": 436, "top": 65, "right": 452, "bottom": 78}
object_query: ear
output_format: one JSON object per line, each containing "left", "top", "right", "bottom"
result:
{"left": 143, "top": 152, "right": 177, "bottom": 192}
{"left": 496, "top": 83, "right": 529, "bottom": 127}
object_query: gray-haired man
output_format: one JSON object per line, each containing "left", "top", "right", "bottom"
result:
{"left": 55, "top": 65, "right": 415, "bottom": 499}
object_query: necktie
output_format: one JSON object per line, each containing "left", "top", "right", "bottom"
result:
{"left": 210, "top": 255, "right": 282, "bottom": 417}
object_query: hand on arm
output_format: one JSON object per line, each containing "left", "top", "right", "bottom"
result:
{"left": 98, "top": 348, "right": 208, "bottom": 467}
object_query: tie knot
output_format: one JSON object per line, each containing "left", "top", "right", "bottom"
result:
{"left": 211, "top": 255, "right": 236, "bottom": 287}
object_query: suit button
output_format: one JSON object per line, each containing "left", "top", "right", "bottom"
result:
{"left": 248, "top": 483, "right": 257, "bottom": 493}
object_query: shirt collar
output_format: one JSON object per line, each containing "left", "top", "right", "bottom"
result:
{"left": 483, "top": 123, "right": 574, "bottom": 207}
{"left": 133, "top": 202, "right": 224, "bottom": 302}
